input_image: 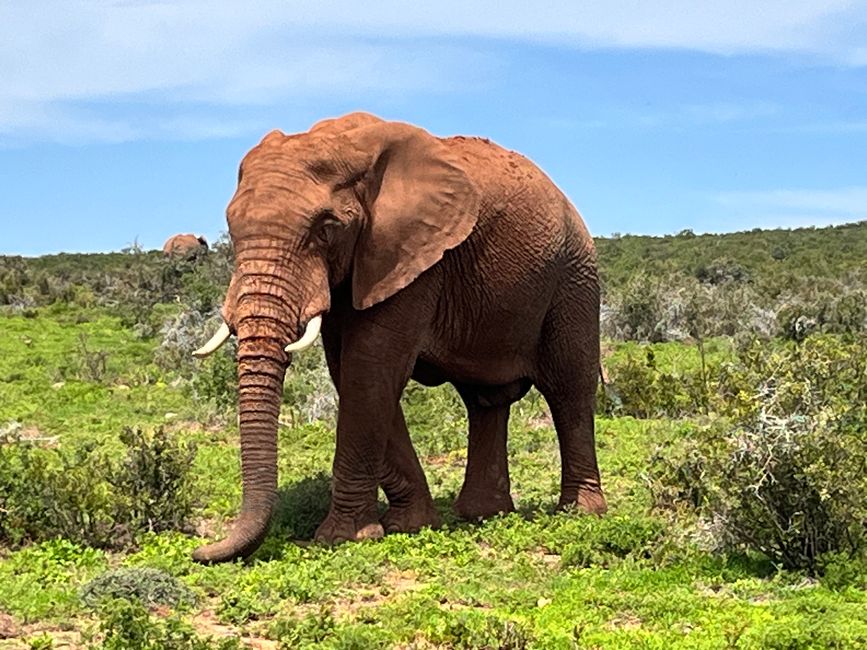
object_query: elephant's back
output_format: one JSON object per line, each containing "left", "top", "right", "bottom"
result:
{"left": 443, "top": 135, "right": 587, "bottom": 243}
{"left": 426, "top": 137, "right": 586, "bottom": 375}
{"left": 442, "top": 134, "right": 591, "bottom": 270}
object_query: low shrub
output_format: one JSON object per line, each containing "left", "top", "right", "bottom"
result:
{"left": 80, "top": 568, "right": 196, "bottom": 609}
{"left": 0, "top": 426, "right": 198, "bottom": 549}
{"left": 419, "top": 609, "right": 534, "bottom": 650}
{"left": 715, "top": 334, "right": 867, "bottom": 422}
{"left": 154, "top": 309, "right": 213, "bottom": 377}
{"left": 191, "top": 343, "right": 238, "bottom": 411}
{"left": 602, "top": 272, "right": 776, "bottom": 344}
{"left": 73, "top": 333, "right": 111, "bottom": 383}
{"left": 558, "top": 514, "right": 664, "bottom": 569}
{"left": 648, "top": 335, "right": 867, "bottom": 573}
{"left": 776, "top": 284, "right": 867, "bottom": 341}
{"left": 281, "top": 342, "right": 338, "bottom": 426}
{"left": 0, "top": 426, "right": 114, "bottom": 547}
{"left": 93, "top": 598, "right": 241, "bottom": 650}
{"left": 108, "top": 427, "right": 198, "bottom": 536}
{"left": 598, "top": 347, "right": 709, "bottom": 419}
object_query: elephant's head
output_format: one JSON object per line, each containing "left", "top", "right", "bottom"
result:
{"left": 190, "top": 113, "right": 479, "bottom": 563}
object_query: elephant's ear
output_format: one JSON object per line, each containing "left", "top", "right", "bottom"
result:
{"left": 342, "top": 122, "right": 480, "bottom": 310}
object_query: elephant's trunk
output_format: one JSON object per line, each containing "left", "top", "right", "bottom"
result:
{"left": 192, "top": 333, "right": 288, "bottom": 563}
{"left": 192, "top": 254, "right": 297, "bottom": 563}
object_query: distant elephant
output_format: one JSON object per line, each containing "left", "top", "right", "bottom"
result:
{"left": 191, "top": 112, "right": 607, "bottom": 563}
{"left": 162, "top": 233, "right": 208, "bottom": 258}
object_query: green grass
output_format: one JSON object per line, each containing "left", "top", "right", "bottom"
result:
{"left": 1, "top": 306, "right": 866, "bottom": 649}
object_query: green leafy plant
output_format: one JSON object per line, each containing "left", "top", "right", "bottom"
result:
{"left": 191, "top": 343, "right": 238, "bottom": 411}
{"left": 0, "top": 426, "right": 198, "bottom": 549}
{"left": 93, "top": 598, "right": 241, "bottom": 650}
{"left": 80, "top": 568, "right": 196, "bottom": 609}
{"left": 649, "top": 336, "right": 867, "bottom": 573}
{"left": 109, "top": 427, "right": 198, "bottom": 536}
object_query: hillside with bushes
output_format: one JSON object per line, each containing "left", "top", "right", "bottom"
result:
{"left": 0, "top": 222, "right": 865, "bottom": 648}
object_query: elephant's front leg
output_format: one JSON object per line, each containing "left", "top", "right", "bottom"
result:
{"left": 380, "top": 406, "right": 440, "bottom": 534}
{"left": 314, "top": 388, "right": 389, "bottom": 543}
{"left": 314, "top": 316, "right": 425, "bottom": 544}
{"left": 320, "top": 310, "right": 437, "bottom": 535}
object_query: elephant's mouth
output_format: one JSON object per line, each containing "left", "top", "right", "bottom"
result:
{"left": 193, "top": 313, "right": 324, "bottom": 359}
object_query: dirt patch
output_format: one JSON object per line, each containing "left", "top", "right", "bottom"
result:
{"left": 528, "top": 410, "right": 553, "bottom": 429}
{"left": 607, "top": 612, "right": 642, "bottom": 630}
{"left": 331, "top": 570, "right": 424, "bottom": 618}
{"left": 424, "top": 452, "right": 465, "bottom": 468}
{"left": 10, "top": 426, "right": 59, "bottom": 447}
{"left": 3, "top": 627, "right": 82, "bottom": 649}
{"left": 163, "top": 419, "right": 226, "bottom": 437}
{"left": 191, "top": 610, "right": 278, "bottom": 650}
{"left": 0, "top": 612, "right": 18, "bottom": 639}
{"left": 531, "top": 549, "right": 562, "bottom": 569}
{"left": 193, "top": 516, "right": 227, "bottom": 540}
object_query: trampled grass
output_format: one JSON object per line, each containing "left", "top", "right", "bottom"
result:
{"left": 1, "top": 306, "right": 866, "bottom": 649}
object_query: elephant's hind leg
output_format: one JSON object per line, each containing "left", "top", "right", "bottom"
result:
{"left": 379, "top": 406, "right": 441, "bottom": 534}
{"left": 536, "top": 294, "right": 607, "bottom": 515}
{"left": 453, "top": 385, "right": 517, "bottom": 520}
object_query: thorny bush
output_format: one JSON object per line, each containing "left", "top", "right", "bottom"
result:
{"left": 0, "top": 425, "right": 198, "bottom": 549}
{"left": 648, "top": 334, "right": 867, "bottom": 573}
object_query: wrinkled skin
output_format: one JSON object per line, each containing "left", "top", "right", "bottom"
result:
{"left": 191, "top": 112, "right": 607, "bottom": 563}
{"left": 162, "top": 233, "right": 208, "bottom": 258}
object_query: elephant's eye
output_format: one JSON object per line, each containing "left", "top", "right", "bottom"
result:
{"left": 312, "top": 210, "right": 342, "bottom": 245}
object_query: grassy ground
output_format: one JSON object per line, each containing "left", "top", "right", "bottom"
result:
{"left": 1, "top": 307, "right": 866, "bottom": 649}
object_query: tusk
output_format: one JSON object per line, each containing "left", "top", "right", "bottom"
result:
{"left": 192, "top": 322, "right": 231, "bottom": 358}
{"left": 285, "top": 315, "right": 322, "bottom": 353}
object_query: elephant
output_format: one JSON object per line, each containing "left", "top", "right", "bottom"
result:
{"left": 162, "top": 233, "right": 208, "bottom": 258}
{"left": 190, "top": 112, "right": 607, "bottom": 563}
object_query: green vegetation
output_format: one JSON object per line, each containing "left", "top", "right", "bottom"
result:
{"left": 1, "top": 222, "right": 866, "bottom": 648}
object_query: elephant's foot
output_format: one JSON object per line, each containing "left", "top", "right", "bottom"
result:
{"left": 314, "top": 506, "right": 384, "bottom": 545}
{"left": 381, "top": 499, "right": 441, "bottom": 534}
{"left": 558, "top": 485, "right": 608, "bottom": 515}
{"left": 454, "top": 487, "right": 515, "bottom": 521}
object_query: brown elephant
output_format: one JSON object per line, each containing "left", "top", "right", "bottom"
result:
{"left": 162, "top": 233, "right": 208, "bottom": 258}
{"left": 191, "top": 112, "right": 607, "bottom": 563}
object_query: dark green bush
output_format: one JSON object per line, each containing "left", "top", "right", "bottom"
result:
{"left": 108, "top": 427, "right": 198, "bottom": 536}
{"left": 80, "top": 568, "right": 196, "bottom": 609}
{"left": 191, "top": 343, "right": 238, "bottom": 410}
{"left": 0, "top": 425, "right": 116, "bottom": 547}
{"left": 648, "top": 336, "right": 867, "bottom": 573}
{"left": 598, "top": 347, "right": 707, "bottom": 418}
{"left": 93, "top": 598, "right": 241, "bottom": 650}
{"left": 0, "top": 426, "right": 198, "bottom": 549}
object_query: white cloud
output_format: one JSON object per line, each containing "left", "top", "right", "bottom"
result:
{"left": 1, "top": 0, "right": 865, "bottom": 143}
{"left": 714, "top": 186, "right": 867, "bottom": 229}
{"left": 681, "top": 102, "right": 779, "bottom": 124}
{"left": 776, "top": 120, "right": 867, "bottom": 134}
{"left": 294, "top": 1, "right": 864, "bottom": 56}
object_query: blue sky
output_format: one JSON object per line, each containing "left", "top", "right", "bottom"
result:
{"left": 2, "top": 1, "right": 866, "bottom": 255}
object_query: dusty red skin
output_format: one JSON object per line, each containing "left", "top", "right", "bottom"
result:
{"left": 191, "top": 112, "right": 607, "bottom": 564}
{"left": 162, "top": 233, "right": 208, "bottom": 257}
